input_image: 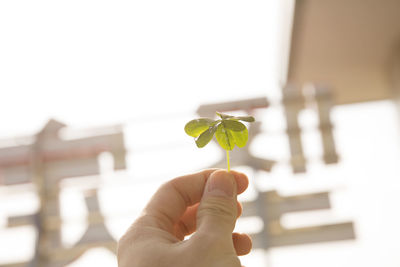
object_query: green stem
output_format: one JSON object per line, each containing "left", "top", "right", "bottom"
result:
{"left": 226, "top": 150, "right": 230, "bottom": 172}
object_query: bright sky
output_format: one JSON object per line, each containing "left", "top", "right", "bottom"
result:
{"left": 1, "top": 1, "right": 400, "bottom": 267}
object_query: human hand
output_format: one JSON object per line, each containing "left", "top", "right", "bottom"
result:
{"left": 117, "top": 169, "right": 252, "bottom": 267}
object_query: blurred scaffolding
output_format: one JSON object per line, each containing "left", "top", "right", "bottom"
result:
{"left": 0, "top": 120, "right": 126, "bottom": 267}
{"left": 0, "top": 94, "right": 356, "bottom": 267}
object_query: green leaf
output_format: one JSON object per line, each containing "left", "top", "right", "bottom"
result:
{"left": 230, "top": 128, "right": 248, "bottom": 147}
{"left": 223, "top": 120, "right": 246, "bottom": 131}
{"left": 236, "top": 116, "right": 255, "bottom": 122}
{"left": 185, "top": 118, "right": 215, "bottom": 137}
{"left": 216, "top": 112, "right": 233, "bottom": 119}
{"left": 216, "top": 112, "right": 255, "bottom": 123}
{"left": 195, "top": 124, "right": 218, "bottom": 148}
{"left": 215, "top": 124, "right": 234, "bottom": 150}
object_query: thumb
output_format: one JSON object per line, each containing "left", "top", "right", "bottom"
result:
{"left": 196, "top": 170, "right": 238, "bottom": 238}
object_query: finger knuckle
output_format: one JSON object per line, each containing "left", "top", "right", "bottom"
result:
{"left": 199, "top": 197, "right": 237, "bottom": 221}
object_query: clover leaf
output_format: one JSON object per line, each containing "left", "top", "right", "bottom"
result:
{"left": 184, "top": 112, "right": 255, "bottom": 171}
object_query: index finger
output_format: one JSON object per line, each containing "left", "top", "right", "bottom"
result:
{"left": 139, "top": 169, "right": 249, "bottom": 234}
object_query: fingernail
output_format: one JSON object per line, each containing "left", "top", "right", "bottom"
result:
{"left": 205, "top": 171, "right": 235, "bottom": 197}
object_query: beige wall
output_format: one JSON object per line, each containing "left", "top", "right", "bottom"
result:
{"left": 287, "top": 0, "right": 400, "bottom": 105}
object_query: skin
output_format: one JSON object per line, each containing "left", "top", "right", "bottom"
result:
{"left": 117, "top": 169, "right": 252, "bottom": 267}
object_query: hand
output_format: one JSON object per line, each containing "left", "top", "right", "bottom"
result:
{"left": 117, "top": 169, "right": 252, "bottom": 267}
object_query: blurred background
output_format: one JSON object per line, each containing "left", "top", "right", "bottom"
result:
{"left": 1, "top": 0, "right": 400, "bottom": 266}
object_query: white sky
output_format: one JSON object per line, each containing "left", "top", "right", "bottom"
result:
{"left": 1, "top": 1, "right": 400, "bottom": 267}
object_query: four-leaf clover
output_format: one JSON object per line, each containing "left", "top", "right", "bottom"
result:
{"left": 185, "top": 112, "right": 255, "bottom": 171}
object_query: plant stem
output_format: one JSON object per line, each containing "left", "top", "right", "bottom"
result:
{"left": 226, "top": 150, "right": 230, "bottom": 172}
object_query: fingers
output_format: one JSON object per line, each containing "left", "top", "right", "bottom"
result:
{"left": 174, "top": 204, "right": 198, "bottom": 240}
{"left": 174, "top": 201, "right": 243, "bottom": 239}
{"left": 196, "top": 170, "right": 238, "bottom": 238}
{"left": 140, "top": 169, "right": 248, "bottom": 234}
{"left": 232, "top": 233, "right": 252, "bottom": 256}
